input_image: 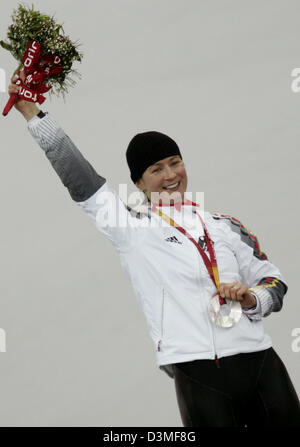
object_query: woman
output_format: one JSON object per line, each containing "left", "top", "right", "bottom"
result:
{"left": 8, "top": 72, "right": 300, "bottom": 427}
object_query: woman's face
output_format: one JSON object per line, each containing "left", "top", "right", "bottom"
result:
{"left": 136, "top": 155, "right": 188, "bottom": 204}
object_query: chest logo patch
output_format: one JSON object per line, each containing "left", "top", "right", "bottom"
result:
{"left": 197, "top": 236, "right": 214, "bottom": 252}
{"left": 165, "top": 236, "right": 182, "bottom": 244}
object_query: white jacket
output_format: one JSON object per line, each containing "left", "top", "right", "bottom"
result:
{"left": 28, "top": 113, "right": 287, "bottom": 379}
{"left": 76, "top": 182, "right": 287, "bottom": 378}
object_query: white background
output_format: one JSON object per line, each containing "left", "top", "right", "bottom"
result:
{"left": 0, "top": 0, "right": 299, "bottom": 426}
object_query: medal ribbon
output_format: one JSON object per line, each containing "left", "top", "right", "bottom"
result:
{"left": 3, "top": 40, "right": 63, "bottom": 116}
{"left": 152, "top": 207, "right": 226, "bottom": 305}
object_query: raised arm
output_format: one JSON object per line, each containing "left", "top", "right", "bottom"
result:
{"left": 8, "top": 70, "right": 145, "bottom": 251}
{"left": 9, "top": 71, "right": 105, "bottom": 202}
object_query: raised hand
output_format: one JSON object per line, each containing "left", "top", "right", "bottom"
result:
{"left": 8, "top": 69, "right": 40, "bottom": 120}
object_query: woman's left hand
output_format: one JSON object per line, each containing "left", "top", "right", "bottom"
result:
{"left": 212, "top": 282, "right": 257, "bottom": 309}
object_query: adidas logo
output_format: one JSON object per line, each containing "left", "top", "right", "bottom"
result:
{"left": 165, "top": 236, "right": 182, "bottom": 244}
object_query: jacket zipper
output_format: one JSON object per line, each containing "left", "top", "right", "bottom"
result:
{"left": 157, "top": 288, "right": 165, "bottom": 352}
{"left": 206, "top": 286, "right": 220, "bottom": 368}
{"left": 157, "top": 266, "right": 221, "bottom": 368}
{"left": 209, "top": 304, "right": 220, "bottom": 368}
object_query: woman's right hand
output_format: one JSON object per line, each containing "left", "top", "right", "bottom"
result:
{"left": 8, "top": 69, "right": 26, "bottom": 111}
{"left": 8, "top": 69, "right": 40, "bottom": 120}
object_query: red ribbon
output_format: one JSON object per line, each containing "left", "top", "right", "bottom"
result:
{"left": 152, "top": 206, "right": 227, "bottom": 306}
{"left": 3, "top": 40, "right": 63, "bottom": 116}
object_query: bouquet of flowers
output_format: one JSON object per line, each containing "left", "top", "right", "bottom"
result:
{"left": 1, "top": 3, "right": 83, "bottom": 116}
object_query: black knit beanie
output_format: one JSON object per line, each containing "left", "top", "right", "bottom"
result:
{"left": 126, "top": 131, "right": 182, "bottom": 184}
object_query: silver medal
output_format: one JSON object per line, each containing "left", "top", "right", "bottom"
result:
{"left": 208, "top": 295, "right": 242, "bottom": 328}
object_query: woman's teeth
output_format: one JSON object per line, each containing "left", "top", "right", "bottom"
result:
{"left": 164, "top": 182, "right": 179, "bottom": 190}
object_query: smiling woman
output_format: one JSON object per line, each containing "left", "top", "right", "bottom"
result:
{"left": 137, "top": 155, "right": 187, "bottom": 203}
{"left": 7, "top": 70, "right": 300, "bottom": 427}
{"left": 126, "top": 131, "right": 188, "bottom": 205}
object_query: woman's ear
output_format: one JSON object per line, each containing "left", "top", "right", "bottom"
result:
{"left": 135, "top": 178, "right": 145, "bottom": 192}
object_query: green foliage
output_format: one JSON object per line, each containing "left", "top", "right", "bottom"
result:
{"left": 0, "top": 3, "right": 83, "bottom": 99}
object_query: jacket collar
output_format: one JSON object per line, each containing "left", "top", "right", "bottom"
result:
{"left": 151, "top": 199, "right": 200, "bottom": 213}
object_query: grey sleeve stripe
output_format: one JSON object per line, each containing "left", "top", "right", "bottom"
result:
{"left": 260, "top": 278, "right": 286, "bottom": 313}
{"left": 28, "top": 114, "right": 106, "bottom": 202}
{"left": 212, "top": 215, "right": 268, "bottom": 260}
{"left": 29, "top": 114, "right": 68, "bottom": 149}
{"left": 40, "top": 120, "right": 59, "bottom": 140}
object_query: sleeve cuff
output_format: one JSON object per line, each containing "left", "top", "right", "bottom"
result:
{"left": 243, "top": 294, "right": 261, "bottom": 313}
{"left": 243, "top": 287, "right": 273, "bottom": 320}
{"left": 27, "top": 113, "right": 63, "bottom": 151}
{"left": 27, "top": 111, "right": 47, "bottom": 126}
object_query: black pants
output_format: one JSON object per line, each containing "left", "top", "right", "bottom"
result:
{"left": 173, "top": 347, "right": 300, "bottom": 427}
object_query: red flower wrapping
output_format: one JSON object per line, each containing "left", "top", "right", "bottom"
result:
{"left": 3, "top": 40, "right": 63, "bottom": 116}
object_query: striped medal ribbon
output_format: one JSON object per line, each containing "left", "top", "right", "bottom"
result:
{"left": 152, "top": 206, "right": 242, "bottom": 328}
